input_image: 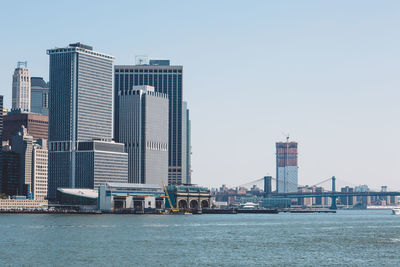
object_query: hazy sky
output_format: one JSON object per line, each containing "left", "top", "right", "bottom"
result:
{"left": 1, "top": 1, "right": 399, "bottom": 190}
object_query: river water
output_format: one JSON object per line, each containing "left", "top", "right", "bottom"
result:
{"left": 0, "top": 210, "right": 399, "bottom": 266}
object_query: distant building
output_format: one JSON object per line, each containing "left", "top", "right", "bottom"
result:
{"left": 1, "top": 150, "right": 20, "bottom": 196}
{"left": 32, "top": 139, "right": 48, "bottom": 200}
{"left": 12, "top": 62, "right": 31, "bottom": 112}
{"left": 47, "top": 43, "right": 127, "bottom": 199}
{"left": 114, "top": 59, "right": 189, "bottom": 185}
{"left": 11, "top": 126, "right": 33, "bottom": 197}
{"left": 117, "top": 85, "right": 168, "bottom": 185}
{"left": 276, "top": 141, "right": 298, "bottom": 193}
{"left": 30, "top": 77, "right": 49, "bottom": 116}
{"left": 340, "top": 186, "right": 356, "bottom": 206}
{"left": 2, "top": 112, "right": 48, "bottom": 142}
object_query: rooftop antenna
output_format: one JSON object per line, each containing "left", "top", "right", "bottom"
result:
{"left": 17, "top": 61, "right": 27, "bottom": 68}
{"left": 135, "top": 55, "right": 149, "bottom": 65}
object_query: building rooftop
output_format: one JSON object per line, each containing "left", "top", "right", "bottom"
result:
{"left": 57, "top": 188, "right": 98, "bottom": 199}
{"left": 105, "top": 183, "right": 162, "bottom": 190}
{"left": 31, "top": 77, "right": 48, "bottom": 89}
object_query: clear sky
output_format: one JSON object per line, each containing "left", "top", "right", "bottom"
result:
{"left": 1, "top": 1, "right": 399, "bottom": 190}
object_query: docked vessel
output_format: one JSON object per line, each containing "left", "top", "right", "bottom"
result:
{"left": 392, "top": 208, "right": 400, "bottom": 215}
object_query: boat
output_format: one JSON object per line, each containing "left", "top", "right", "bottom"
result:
{"left": 392, "top": 208, "right": 400, "bottom": 215}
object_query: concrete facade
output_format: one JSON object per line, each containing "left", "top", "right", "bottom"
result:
{"left": 11, "top": 127, "right": 33, "bottom": 197}
{"left": 276, "top": 141, "right": 298, "bottom": 193}
{"left": 12, "top": 62, "right": 31, "bottom": 112}
{"left": 47, "top": 43, "right": 125, "bottom": 199}
{"left": 117, "top": 85, "right": 168, "bottom": 186}
{"left": 114, "top": 61, "right": 189, "bottom": 185}
{"left": 49, "top": 140, "right": 128, "bottom": 198}
{"left": 32, "top": 139, "right": 48, "bottom": 200}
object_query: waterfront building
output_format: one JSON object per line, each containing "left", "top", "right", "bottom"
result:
{"left": 2, "top": 111, "right": 48, "bottom": 142}
{"left": 32, "top": 139, "right": 48, "bottom": 200}
{"left": 117, "top": 85, "right": 168, "bottom": 185}
{"left": 114, "top": 59, "right": 190, "bottom": 185}
{"left": 98, "top": 183, "right": 165, "bottom": 212}
{"left": 11, "top": 127, "right": 33, "bottom": 197}
{"left": 1, "top": 150, "right": 20, "bottom": 196}
{"left": 30, "top": 77, "right": 49, "bottom": 116}
{"left": 47, "top": 43, "right": 127, "bottom": 199}
{"left": 0, "top": 198, "right": 48, "bottom": 209}
{"left": 276, "top": 141, "right": 298, "bottom": 193}
{"left": 165, "top": 185, "right": 211, "bottom": 211}
{"left": 12, "top": 62, "right": 31, "bottom": 112}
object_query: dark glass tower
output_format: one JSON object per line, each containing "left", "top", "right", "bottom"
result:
{"left": 114, "top": 61, "right": 185, "bottom": 185}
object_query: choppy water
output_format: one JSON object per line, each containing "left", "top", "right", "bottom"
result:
{"left": 0, "top": 210, "right": 399, "bottom": 266}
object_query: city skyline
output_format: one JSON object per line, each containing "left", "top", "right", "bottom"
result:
{"left": 0, "top": 1, "right": 400, "bottom": 189}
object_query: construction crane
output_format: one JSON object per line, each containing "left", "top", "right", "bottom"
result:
{"left": 162, "top": 181, "right": 179, "bottom": 213}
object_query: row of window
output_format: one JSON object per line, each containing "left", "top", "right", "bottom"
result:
{"left": 116, "top": 69, "right": 182, "bottom": 73}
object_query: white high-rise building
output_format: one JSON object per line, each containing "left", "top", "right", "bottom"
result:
{"left": 12, "top": 62, "right": 31, "bottom": 112}
{"left": 32, "top": 139, "right": 48, "bottom": 200}
{"left": 117, "top": 85, "right": 169, "bottom": 186}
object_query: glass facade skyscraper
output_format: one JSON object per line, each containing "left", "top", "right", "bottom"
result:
{"left": 30, "top": 77, "right": 49, "bottom": 116}
{"left": 47, "top": 43, "right": 127, "bottom": 199}
{"left": 114, "top": 61, "right": 188, "bottom": 185}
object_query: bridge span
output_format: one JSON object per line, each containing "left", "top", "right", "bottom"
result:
{"left": 240, "top": 176, "right": 400, "bottom": 210}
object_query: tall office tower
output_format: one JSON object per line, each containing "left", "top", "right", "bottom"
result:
{"left": 31, "top": 77, "right": 49, "bottom": 116}
{"left": 12, "top": 62, "right": 31, "bottom": 112}
{"left": 32, "top": 139, "right": 48, "bottom": 200}
{"left": 12, "top": 126, "right": 33, "bottom": 197}
{"left": 182, "top": 101, "right": 192, "bottom": 184}
{"left": 276, "top": 140, "right": 298, "bottom": 193}
{"left": 47, "top": 43, "right": 127, "bottom": 199}
{"left": 118, "top": 86, "right": 168, "bottom": 185}
{"left": 115, "top": 59, "right": 189, "bottom": 185}
{"left": 3, "top": 112, "right": 48, "bottom": 142}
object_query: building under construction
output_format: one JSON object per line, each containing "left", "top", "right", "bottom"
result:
{"left": 276, "top": 141, "right": 298, "bottom": 193}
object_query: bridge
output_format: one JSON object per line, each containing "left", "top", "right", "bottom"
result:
{"left": 235, "top": 176, "right": 400, "bottom": 210}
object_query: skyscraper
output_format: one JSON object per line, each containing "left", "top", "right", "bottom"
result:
{"left": 12, "top": 62, "right": 31, "bottom": 112}
{"left": 30, "top": 77, "right": 49, "bottom": 116}
{"left": 47, "top": 43, "right": 128, "bottom": 199}
{"left": 114, "top": 59, "right": 189, "bottom": 185}
{"left": 276, "top": 140, "right": 298, "bottom": 193}
{"left": 117, "top": 85, "right": 168, "bottom": 185}
{"left": 32, "top": 139, "right": 48, "bottom": 200}
{"left": 12, "top": 126, "right": 33, "bottom": 197}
